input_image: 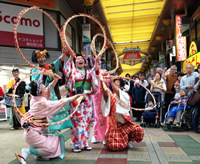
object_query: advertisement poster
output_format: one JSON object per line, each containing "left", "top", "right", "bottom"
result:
{"left": 0, "top": 3, "right": 44, "bottom": 48}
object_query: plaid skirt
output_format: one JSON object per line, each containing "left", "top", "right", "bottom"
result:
{"left": 105, "top": 122, "right": 144, "bottom": 151}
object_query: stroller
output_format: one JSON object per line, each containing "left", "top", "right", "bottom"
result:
{"left": 140, "top": 92, "right": 163, "bottom": 128}
{"left": 164, "top": 100, "right": 194, "bottom": 130}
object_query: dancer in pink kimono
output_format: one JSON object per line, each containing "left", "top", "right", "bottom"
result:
{"left": 15, "top": 74, "right": 83, "bottom": 164}
{"left": 64, "top": 52, "right": 100, "bottom": 153}
{"left": 92, "top": 70, "right": 109, "bottom": 144}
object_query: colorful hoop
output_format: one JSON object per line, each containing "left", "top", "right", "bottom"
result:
{"left": 90, "top": 33, "right": 119, "bottom": 74}
{"left": 61, "top": 13, "right": 107, "bottom": 58}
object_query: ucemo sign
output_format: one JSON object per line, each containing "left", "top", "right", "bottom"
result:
{"left": 0, "top": 3, "right": 43, "bottom": 48}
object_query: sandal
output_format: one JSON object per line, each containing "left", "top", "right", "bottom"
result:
{"left": 84, "top": 146, "right": 92, "bottom": 151}
{"left": 72, "top": 147, "right": 81, "bottom": 153}
{"left": 15, "top": 152, "right": 26, "bottom": 164}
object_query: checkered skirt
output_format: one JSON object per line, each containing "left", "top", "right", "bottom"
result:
{"left": 105, "top": 122, "right": 144, "bottom": 151}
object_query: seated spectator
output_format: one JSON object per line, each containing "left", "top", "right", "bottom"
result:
{"left": 166, "top": 89, "right": 189, "bottom": 127}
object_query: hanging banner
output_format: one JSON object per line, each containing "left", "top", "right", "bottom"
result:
{"left": 0, "top": 3, "right": 43, "bottom": 48}
{"left": 176, "top": 15, "right": 187, "bottom": 61}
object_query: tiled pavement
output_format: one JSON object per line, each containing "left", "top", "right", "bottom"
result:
{"left": 1, "top": 120, "right": 200, "bottom": 164}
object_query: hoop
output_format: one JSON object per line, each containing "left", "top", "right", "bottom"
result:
{"left": 90, "top": 33, "right": 119, "bottom": 74}
{"left": 13, "top": 6, "right": 62, "bottom": 77}
{"left": 11, "top": 71, "right": 83, "bottom": 127}
{"left": 101, "top": 76, "right": 157, "bottom": 111}
{"left": 60, "top": 13, "right": 107, "bottom": 58}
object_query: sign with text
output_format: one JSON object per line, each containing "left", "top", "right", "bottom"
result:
{"left": 124, "top": 52, "right": 141, "bottom": 60}
{"left": 176, "top": 15, "right": 187, "bottom": 61}
{"left": 0, "top": 3, "right": 44, "bottom": 48}
{"left": 183, "top": 52, "right": 200, "bottom": 73}
{"left": 11, "top": 0, "right": 55, "bottom": 9}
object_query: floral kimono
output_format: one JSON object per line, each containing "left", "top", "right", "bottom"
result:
{"left": 101, "top": 89, "right": 144, "bottom": 151}
{"left": 64, "top": 59, "right": 99, "bottom": 148}
{"left": 31, "top": 57, "right": 72, "bottom": 131}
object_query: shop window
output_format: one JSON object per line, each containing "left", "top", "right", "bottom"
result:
{"left": 44, "top": 11, "right": 59, "bottom": 49}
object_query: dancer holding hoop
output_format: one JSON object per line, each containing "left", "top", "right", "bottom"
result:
{"left": 30, "top": 47, "right": 72, "bottom": 132}
{"left": 101, "top": 76, "right": 144, "bottom": 151}
{"left": 63, "top": 49, "right": 101, "bottom": 153}
{"left": 15, "top": 73, "right": 84, "bottom": 164}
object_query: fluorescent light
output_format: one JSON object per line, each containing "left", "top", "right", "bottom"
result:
{"left": 114, "top": 40, "right": 150, "bottom": 44}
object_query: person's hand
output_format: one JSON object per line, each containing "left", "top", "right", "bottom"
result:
{"left": 62, "top": 46, "right": 69, "bottom": 55}
{"left": 53, "top": 73, "right": 61, "bottom": 80}
{"left": 187, "top": 84, "right": 193, "bottom": 88}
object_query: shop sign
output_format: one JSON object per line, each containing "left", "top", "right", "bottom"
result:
{"left": 0, "top": 3, "right": 43, "bottom": 48}
{"left": 183, "top": 52, "right": 200, "bottom": 73}
{"left": 176, "top": 15, "right": 187, "bottom": 61}
{"left": 11, "top": 0, "right": 55, "bottom": 9}
{"left": 189, "top": 41, "right": 198, "bottom": 56}
{"left": 123, "top": 52, "right": 141, "bottom": 60}
{"left": 123, "top": 47, "right": 140, "bottom": 53}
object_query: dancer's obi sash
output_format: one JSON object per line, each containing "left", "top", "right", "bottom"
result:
{"left": 21, "top": 112, "right": 47, "bottom": 132}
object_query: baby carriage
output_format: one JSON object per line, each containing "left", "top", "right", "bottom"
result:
{"left": 140, "top": 92, "right": 162, "bottom": 128}
{"left": 164, "top": 100, "right": 194, "bottom": 130}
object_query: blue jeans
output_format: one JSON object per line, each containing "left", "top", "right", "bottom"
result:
{"left": 193, "top": 106, "right": 200, "bottom": 129}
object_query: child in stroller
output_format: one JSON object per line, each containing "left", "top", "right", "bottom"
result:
{"left": 165, "top": 89, "right": 189, "bottom": 127}
{"left": 140, "top": 92, "right": 162, "bottom": 128}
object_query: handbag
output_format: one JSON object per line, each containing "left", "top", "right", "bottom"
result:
{"left": 187, "top": 91, "right": 200, "bottom": 106}
{"left": 75, "top": 69, "right": 87, "bottom": 94}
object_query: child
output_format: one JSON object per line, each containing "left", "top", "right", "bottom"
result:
{"left": 145, "top": 100, "right": 154, "bottom": 110}
{"left": 165, "top": 89, "right": 188, "bottom": 127}
{"left": 15, "top": 74, "right": 84, "bottom": 164}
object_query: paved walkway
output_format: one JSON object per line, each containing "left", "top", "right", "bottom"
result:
{"left": 1, "top": 120, "right": 200, "bottom": 164}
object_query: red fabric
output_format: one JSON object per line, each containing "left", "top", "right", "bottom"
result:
{"left": 105, "top": 90, "right": 144, "bottom": 151}
{"left": 45, "top": 64, "right": 49, "bottom": 70}
{"left": 105, "top": 122, "right": 144, "bottom": 151}
{"left": 0, "top": 87, "right": 4, "bottom": 97}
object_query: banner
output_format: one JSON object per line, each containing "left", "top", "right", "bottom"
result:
{"left": 0, "top": 3, "right": 43, "bottom": 48}
{"left": 176, "top": 15, "right": 187, "bottom": 61}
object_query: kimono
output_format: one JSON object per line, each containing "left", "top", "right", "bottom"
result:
{"left": 101, "top": 89, "right": 144, "bottom": 151}
{"left": 31, "top": 57, "right": 72, "bottom": 131}
{"left": 21, "top": 85, "right": 70, "bottom": 159}
{"left": 92, "top": 70, "right": 108, "bottom": 141}
{"left": 64, "top": 59, "right": 99, "bottom": 148}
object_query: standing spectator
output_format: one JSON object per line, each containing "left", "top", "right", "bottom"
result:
{"left": 6, "top": 68, "right": 26, "bottom": 129}
{"left": 123, "top": 73, "right": 131, "bottom": 93}
{"left": 164, "top": 65, "right": 178, "bottom": 117}
{"left": 148, "top": 68, "right": 156, "bottom": 81}
{"left": 132, "top": 80, "right": 146, "bottom": 121}
{"left": 193, "top": 64, "right": 200, "bottom": 133}
{"left": 129, "top": 75, "right": 136, "bottom": 95}
{"left": 180, "top": 63, "right": 199, "bottom": 96}
{"left": 139, "top": 73, "right": 148, "bottom": 87}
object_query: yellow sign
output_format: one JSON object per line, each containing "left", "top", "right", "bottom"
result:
{"left": 183, "top": 52, "right": 200, "bottom": 73}
{"left": 189, "top": 41, "right": 198, "bottom": 56}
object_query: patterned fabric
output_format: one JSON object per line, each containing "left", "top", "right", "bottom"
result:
{"left": 105, "top": 89, "right": 144, "bottom": 151}
{"left": 64, "top": 59, "right": 99, "bottom": 148}
{"left": 105, "top": 122, "right": 144, "bottom": 151}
